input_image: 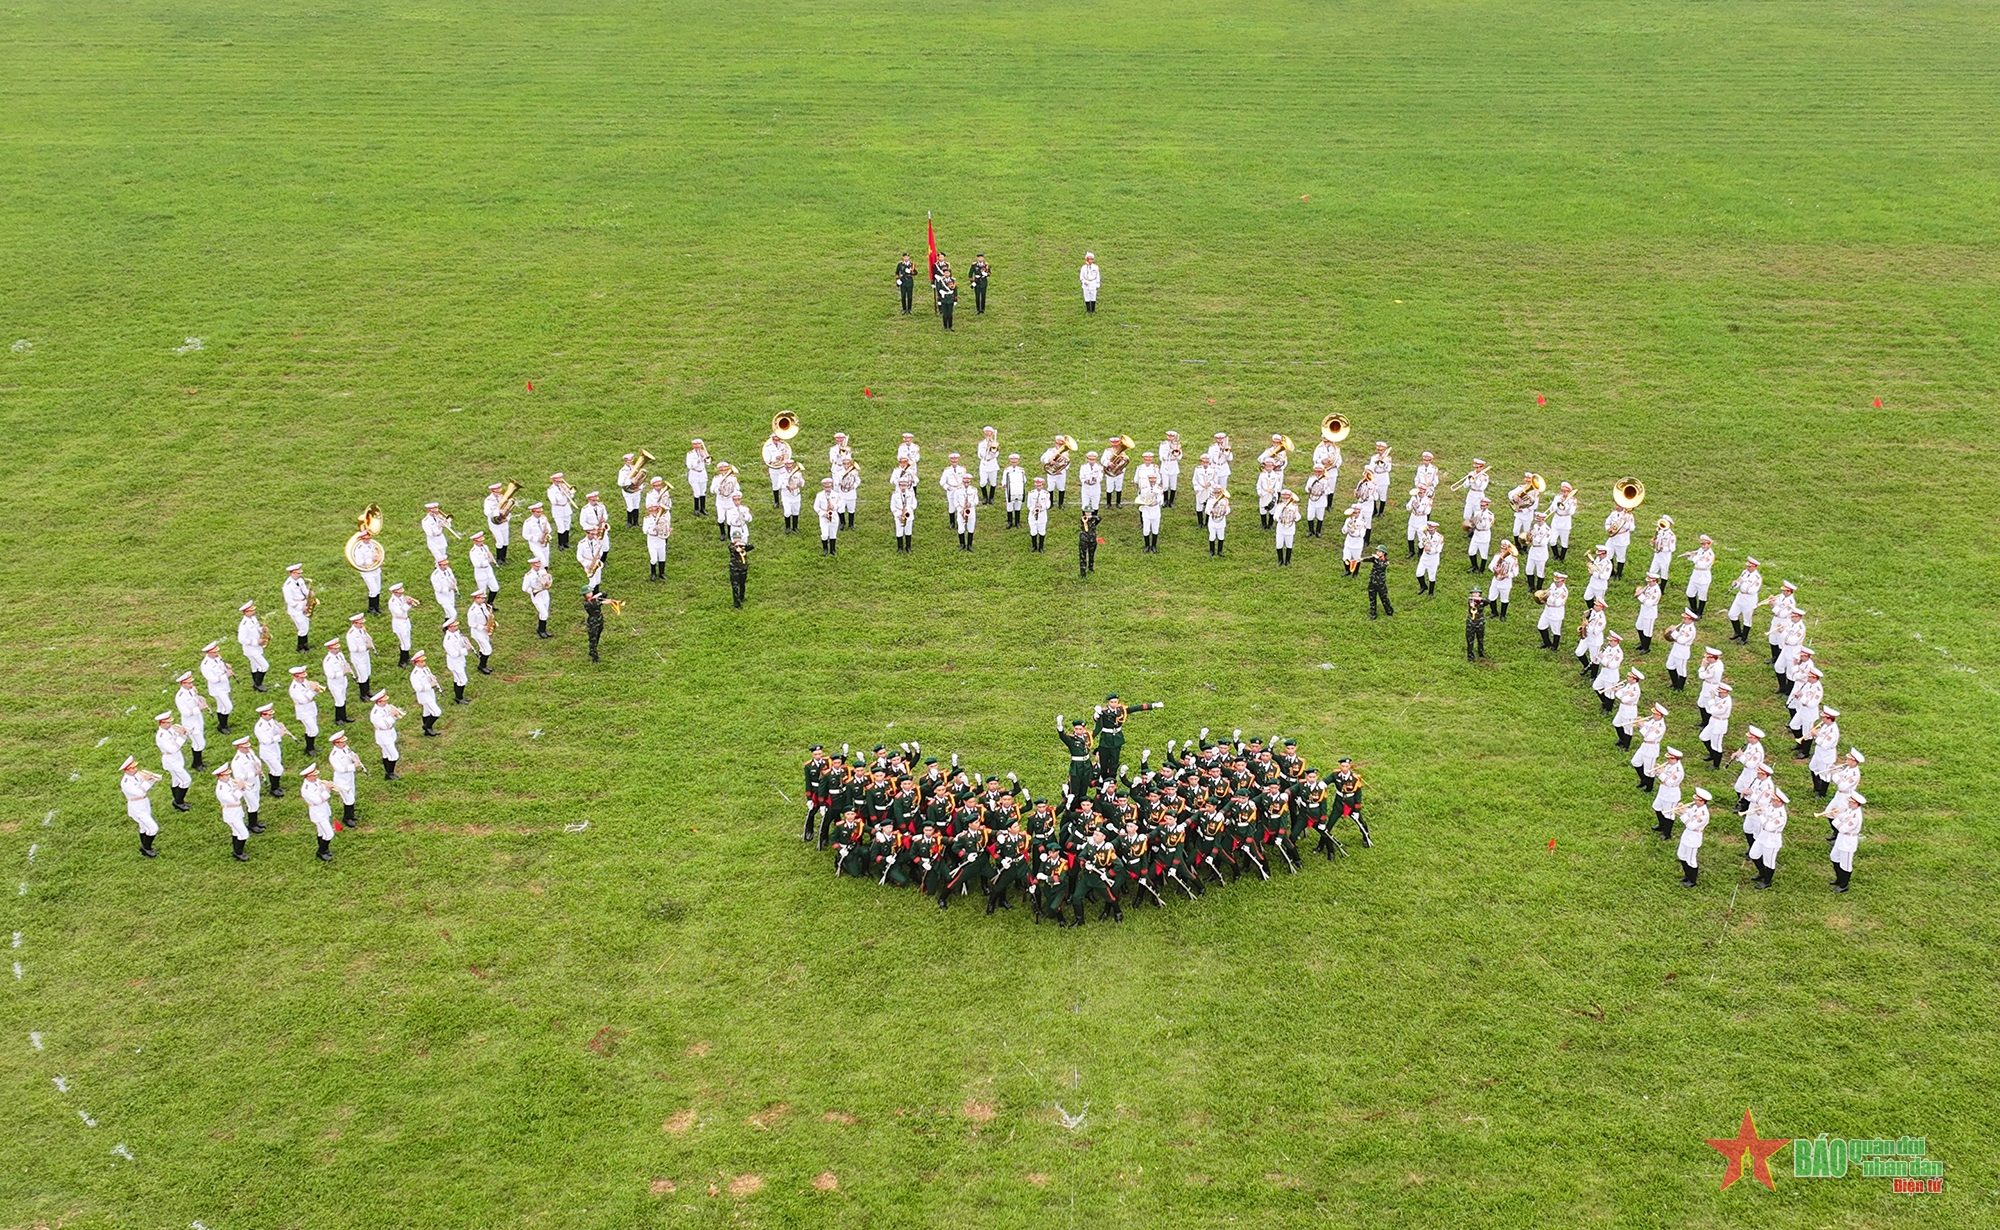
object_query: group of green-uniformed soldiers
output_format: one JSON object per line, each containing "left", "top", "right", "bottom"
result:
{"left": 798, "top": 695, "right": 1374, "bottom": 926}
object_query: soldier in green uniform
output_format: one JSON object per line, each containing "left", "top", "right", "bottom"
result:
{"left": 1072, "top": 829, "right": 1122, "bottom": 924}
{"left": 831, "top": 808, "right": 866, "bottom": 875}
{"left": 895, "top": 253, "right": 916, "bottom": 314}
{"left": 1092, "top": 695, "right": 1165, "bottom": 784}
{"left": 802, "top": 745, "right": 830, "bottom": 843}
{"left": 1028, "top": 833, "right": 1069, "bottom": 924}
{"left": 1056, "top": 714, "right": 1094, "bottom": 806}
{"left": 1332, "top": 757, "right": 1373, "bottom": 847}
{"left": 1227, "top": 790, "right": 1269, "bottom": 880}
{"left": 1078, "top": 508, "right": 1100, "bottom": 578}
{"left": 987, "top": 819, "right": 1028, "bottom": 913}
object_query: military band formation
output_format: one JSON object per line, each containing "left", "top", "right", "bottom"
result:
{"left": 799, "top": 698, "right": 1372, "bottom": 925}
{"left": 116, "top": 412, "right": 1867, "bottom": 894}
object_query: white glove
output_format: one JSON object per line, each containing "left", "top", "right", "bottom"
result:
{"left": 1200, "top": 727, "right": 1210, "bottom": 740}
{"left": 1142, "top": 748, "right": 1152, "bottom": 762}
{"left": 951, "top": 752, "right": 959, "bottom": 768}
{"left": 1119, "top": 764, "right": 1129, "bottom": 777}
{"left": 1154, "top": 700, "right": 1167, "bottom": 710}
{"left": 912, "top": 741, "right": 921, "bottom": 754}
{"left": 1233, "top": 728, "right": 1242, "bottom": 741}
{"left": 899, "top": 741, "right": 910, "bottom": 754}
{"left": 1006, "top": 772, "right": 1017, "bottom": 783}
{"left": 974, "top": 773, "right": 983, "bottom": 787}
{"left": 1094, "top": 705, "right": 1103, "bottom": 718}
{"left": 841, "top": 742, "right": 849, "bottom": 756}
{"left": 1056, "top": 714, "right": 1065, "bottom": 730}
{"left": 1167, "top": 739, "right": 1178, "bottom": 755}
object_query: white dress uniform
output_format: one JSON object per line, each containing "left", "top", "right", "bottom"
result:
{"left": 1726, "top": 563, "right": 1764, "bottom": 628}
{"left": 783, "top": 468, "right": 808, "bottom": 523}
{"left": 889, "top": 468, "right": 918, "bottom": 540}
{"left": 1273, "top": 497, "right": 1300, "bottom": 551}
{"left": 1133, "top": 458, "right": 1161, "bottom": 501}
{"left": 421, "top": 507, "right": 452, "bottom": 563}
{"left": 1255, "top": 466, "right": 1284, "bottom": 520}
{"left": 1829, "top": 753, "right": 1863, "bottom": 807}
{"left": 468, "top": 539, "right": 500, "bottom": 599}
{"left": 939, "top": 460, "right": 971, "bottom": 516}
{"left": 467, "top": 600, "right": 495, "bottom": 661}
{"left": 1311, "top": 441, "right": 1342, "bottom": 492}
{"left": 175, "top": 676, "right": 210, "bottom": 754}
{"left": 724, "top": 497, "right": 752, "bottom": 546}
{"left": 977, "top": 431, "right": 1001, "bottom": 492}
{"left": 1765, "top": 585, "right": 1797, "bottom": 654}
{"left": 1646, "top": 523, "right": 1677, "bottom": 582}
{"left": 1365, "top": 448, "right": 1392, "bottom": 505}
{"left": 683, "top": 447, "right": 710, "bottom": 504}
{"left": 522, "top": 508, "right": 554, "bottom": 566}
{"left": 254, "top": 710, "right": 288, "bottom": 783}
{"left": 896, "top": 437, "right": 922, "bottom": 484}
{"left": 302, "top": 772, "right": 336, "bottom": 846}
{"left": 1601, "top": 508, "right": 1635, "bottom": 566}
{"left": 1002, "top": 460, "right": 1027, "bottom": 514}
{"left": 1205, "top": 438, "right": 1233, "bottom": 489}
{"left": 1306, "top": 468, "right": 1335, "bottom": 529}
{"left": 237, "top": 609, "right": 270, "bottom": 677}
{"left": 1581, "top": 550, "right": 1611, "bottom": 604}
{"left": 1574, "top": 607, "right": 1606, "bottom": 668}
{"left": 282, "top": 571, "right": 313, "bottom": 642}
{"left": 152, "top": 722, "right": 191, "bottom": 798}
{"left": 1467, "top": 507, "right": 1494, "bottom": 566}
{"left": 1648, "top": 752, "right": 1680, "bottom": 820}
{"left": 1674, "top": 793, "right": 1707, "bottom": 876}
{"left": 711, "top": 470, "right": 741, "bottom": 532}
{"left": 1630, "top": 711, "right": 1666, "bottom": 777}
{"left": 1548, "top": 489, "right": 1577, "bottom": 550}
{"left": 1536, "top": 579, "right": 1568, "bottom": 638}
{"left": 348, "top": 532, "right": 385, "bottom": 603}
{"left": 1350, "top": 482, "right": 1375, "bottom": 533}
{"left": 1487, "top": 552, "right": 1518, "bottom": 608}
{"left": 1592, "top": 640, "right": 1625, "bottom": 696}
{"left": 215, "top": 771, "right": 250, "bottom": 842}
{"left": 482, "top": 488, "right": 512, "bottom": 553}
{"left": 644, "top": 507, "right": 672, "bottom": 565}
{"left": 344, "top": 619, "right": 374, "bottom": 691}
{"left": 1040, "top": 443, "right": 1069, "bottom": 498}
{"left": 1341, "top": 507, "right": 1368, "bottom": 570}
{"left": 813, "top": 485, "right": 840, "bottom": 545}
{"left": 577, "top": 529, "right": 607, "bottom": 590}
{"left": 1206, "top": 492, "right": 1231, "bottom": 545}
{"left": 388, "top": 589, "right": 418, "bottom": 654}
{"left": 827, "top": 437, "right": 852, "bottom": 476}
{"left": 442, "top": 627, "right": 472, "bottom": 688}
{"left": 1663, "top": 615, "right": 1697, "bottom": 678}
{"left": 1788, "top": 673, "right": 1823, "bottom": 737}
{"left": 761, "top": 436, "right": 793, "bottom": 499}
{"left": 1191, "top": 460, "right": 1217, "bottom": 518}
{"left": 1416, "top": 524, "right": 1444, "bottom": 585}
{"left": 1406, "top": 487, "right": 1435, "bottom": 548}
{"left": 430, "top": 562, "right": 459, "bottom": 626}
{"left": 1509, "top": 487, "right": 1539, "bottom": 541}
{"left": 329, "top": 737, "right": 362, "bottom": 809}
{"left": 1731, "top": 733, "right": 1766, "bottom": 797}
{"left": 1525, "top": 519, "right": 1552, "bottom": 578}
{"left": 1748, "top": 796, "right": 1787, "bottom": 872}
{"left": 1773, "top": 612, "right": 1806, "bottom": 680}
{"left": 288, "top": 672, "right": 323, "bottom": 741}
{"left": 1078, "top": 458, "right": 1104, "bottom": 511}
{"left": 547, "top": 477, "right": 577, "bottom": 540}
{"left": 837, "top": 460, "right": 862, "bottom": 521}
{"left": 1699, "top": 690, "right": 1734, "bottom": 755}
{"left": 1078, "top": 258, "right": 1101, "bottom": 305}
{"left": 122, "top": 765, "right": 160, "bottom": 837}
{"left": 1458, "top": 465, "right": 1490, "bottom": 525}
{"left": 1160, "top": 434, "right": 1183, "bottom": 497}
{"left": 411, "top": 660, "right": 443, "bottom": 716}
{"left": 523, "top": 562, "right": 554, "bottom": 625}
{"left": 1683, "top": 542, "right": 1715, "bottom": 604}
{"left": 618, "top": 459, "right": 644, "bottom": 518}
{"left": 231, "top": 741, "right": 263, "bottom": 818}
{"left": 578, "top": 493, "right": 611, "bottom": 540}
{"left": 1611, "top": 674, "right": 1642, "bottom": 734}
{"left": 1025, "top": 483, "right": 1052, "bottom": 539}
{"left": 371, "top": 697, "right": 403, "bottom": 774}
{"left": 1696, "top": 653, "right": 1726, "bottom": 713}
{"left": 1136, "top": 483, "right": 1163, "bottom": 540}
{"left": 1808, "top": 714, "right": 1841, "bottom": 781}
{"left": 1634, "top": 577, "right": 1662, "bottom": 639}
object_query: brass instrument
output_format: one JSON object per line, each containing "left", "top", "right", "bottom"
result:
{"left": 1506, "top": 474, "right": 1546, "bottom": 503}
{"left": 1044, "top": 435, "right": 1078, "bottom": 474}
{"left": 604, "top": 597, "right": 626, "bottom": 616}
{"left": 443, "top": 514, "right": 463, "bottom": 540}
{"left": 623, "top": 450, "right": 656, "bottom": 492}
{"left": 343, "top": 505, "right": 384, "bottom": 572}
{"left": 772, "top": 411, "right": 801, "bottom": 440}
{"left": 1321, "top": 414, "right": 1351, "bottom": 444}
{"left": 303, "top": 578, "right": 320, "bottom": 615}
{"left": 1613, "top": 477, "right": 1647, "bottom": 510}
{"left": 494, "top": 480, "right": 521, "bottom": 520}
{"left": 1532, "top": 588, "right": 1552, "bottom": 605}
{"left": 1103, "top": 435, "right": 1134, "bottom": 475}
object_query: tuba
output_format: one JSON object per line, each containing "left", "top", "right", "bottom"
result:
{"left": 1044, "top": 435, "right": 1078, "bottom": 474}
{"left": 1613, "top": 477, "right": 1646, "bottom": 510}
{"left": 495, "top": 480, "right": 521, "bottom": 519}
{"left": 344, "top": 505, "right": 384, "bottom": 572}
{"left": 1321, "top": 414, "right": 1351, "bottom": 444}
{"left": 772, "top": 411, "right": 801, "bottom": 441}
{"left": 1273, "top": 434, "right": 1297, "bottom": 460}
{"left": 624, "top": 450, "right": 656, "bottom": 492}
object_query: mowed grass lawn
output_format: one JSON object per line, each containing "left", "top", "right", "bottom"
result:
{"left": 4, "top": 0, "right": 2000, "bottom": 1226}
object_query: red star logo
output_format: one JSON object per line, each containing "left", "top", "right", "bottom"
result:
{"left": 1705, "top": 1107, "right": 1788, "bottom": 1190}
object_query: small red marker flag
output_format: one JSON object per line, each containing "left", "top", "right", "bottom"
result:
{"left": 526, "top": 381, "right": 533, "bottom": 392}
{"left": 863, "top": 386, "right": 872, "bottom": 397}
{"left": 1548, "top": 838, "right": 1556, "bottom": 851}
{"left": 1872, "top": 398, "right": 1882, "bottom": 408}
{"left": 1536, "top": 393, "right": 1547, "bottom": 406}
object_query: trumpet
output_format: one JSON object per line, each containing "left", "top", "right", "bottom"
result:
{"left": 343, "top": 504, "right": 384, "bottom": 573}
{"left": 1321, "top": 414, "right": 1351, "bottom": 444}
{"left": 1612, "top": 477, "right": 1646, "bottom": 510}
{"left": 772, "top": 411, "right": 801, "bottom": 440}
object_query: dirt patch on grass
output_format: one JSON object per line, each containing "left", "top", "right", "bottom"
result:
{"left": 728, "top": 1173, "right": 764, "bottom": 1197}
{"left": 813, "top": 1172, "right": 839, "bottom": 1191}
{"left": 1184, "top": 1173, "right": 1211, "bottom": 1185}
{"left": 661, "top": 1109, "right": 697, "bottom": 1134}
{"left": 747, "top": 1102, "right": 791, "bottom": 1130}
{"left": 585, "top": 1027, "right": 628, "bottom": 1056}
{"left": 1266, "top": 1172, "right": 1303, "bottom": 1189}
{"left": 1024, "top": 1172, "right": 1050, "bottom": 1187}
{"left": 686, "top": 1041, "right": 711, "bottom": 1057}
{"left": 822, "top": 1111, "right": 857, "bottom": 1125}
{"left": 961, "top": 1098, "right": 998, "bottom": 1122}
{"left": 649, "top": 1177, "right": 676, "bottom": 1194}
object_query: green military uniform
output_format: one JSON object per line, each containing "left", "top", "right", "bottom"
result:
{"left": 1058, "top": 720, "right": 1094, "bottom": 804}
{"left": 1092, "top": 697, "right": 1164, "bottom": 783}
{"left": 987, "top": 825, "right": 1027, "bottom": 913}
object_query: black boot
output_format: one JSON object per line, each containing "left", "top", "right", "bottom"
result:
{"left": 538, "top": 619, "right": 550, "bottom": 638}
{"left": 252, "top": 671, "right": 267, "bottom": 692}
{"left": 317, "top": 836, "right": 334, "bottom": 862}
{"left": 1833, "top": 866, "right": 1851, "bottom": 892}
{"left": 140, "top": 831, "right": 158, "bottom": 857}
{"left": 246, "top": 811, "right": 264, "bottom": 834}
{"left": 342, "top": 802, "right": 356, "bottom": 828}
{"left": 232, "top": 836, "right": 248, "bottom": 861}
{"left": 296, "top": 635, "right": 309, "bottom": 652}
{"left": 478, "top": 654, "right": 492, "bottom": 675}
{"left": 268, "top": 774, "right": 284, "bottom": 798}
{"left": 453, "top": 683, "right": 468, "bottom": 705}
{"left": 368, "top": 594, "right": 381, "bottom": 614}
{"left": 398, "top": 649, "right": 411, "bottom": 668}
{"left": 422, "top": 714, "right": 437, "bottom": 736}
{"left": 333, "top": 704, "right": 348, "bottom": 724}
{"left": 303, "top": 734, "right": 316, "bottom": 755}
{"left": 383, "top": 757, "right": 399, "bottom": 780}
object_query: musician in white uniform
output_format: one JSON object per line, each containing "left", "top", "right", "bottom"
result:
{"left": 1662, "top": 609, "right": 1698, "bottom": 690}
{"left": 1592, "top": 632, "right": 1626, "bottom": 705}
{"left": 837, "top": 457, "right": 862, "bottom": 528}
{"left": 1205, "top": 489, "right": 1231, "bottom": 554}
{"left": 1601, "top": 504, "right": 1635, "bottom": 579}
{"left": 287, "top": 665, "right": 325, "bottom": 755}
{"left": 1191, "top": 456, "right": 1217, "bottom": 525}
{"left": 1001, "top": 454, "right": 1028, "bottom": 527}
{"left": 521, "top": 502, "right": 554, "bottom": 567}
{"left": 1508, "top": 475, "right": 1539, "bottom": 543}
{"left": 467, "top": 532, "right": 500, "bottom": 602}
{"left": 420, "top": 502, "right": 452, "bottom": 564}
{"left": 1574, "top": 600, "right": 1606, "bottom": 675}
{"left": 300, "top": 762, "right": 337, "bottom": 861}
{"left": 1039, "top": 439, "right": 1069, "bottom": 506}
{"left": 780, "top": 463, "right": 806, "bottom": 533}
{"left": 441, "top": 620, "right": 472, "bottom": 704}
{"left": 1725, "top": 557, "right": 1764, "bottom": 643}
{"left": 617, "top": 453, "right": 645, "bottom": 525}
{"left": 977, "top": 427, "right": 1001, "bottom": 504}
{"left": 1273, "top": 491, "right": 1300, "bottom": 565}
{"left": 1696, "top": 646, "right": 1726, "bottom": 721}
{"left": 229, "top": 736, "right": 263, "bottom": 831}
{"left": 1025, "top": 477, "right": 1052, "bottom": 552}
{"left": 1772, "top": 608, "right": 1807, "bottom": 692}
{"left": 1486, "top": 545, "right": 1519, "bottom": 619}
{"left": 282, "top": 564, "right": 314, "bottom": 651}
{"left": 1535, "top": 571, "right": 1568, "bottom": 648}
{"left": 709, "top": 465, "right": 740, "bottom": 540}
{"left": 1078, "top": 251, "right": 1101, "bottom": 311}
{"left": 390, "top": 584, "right": 426, "bottom": 668}
{"left": 1524, "top": 512, "right": 1553, "bottom": 589}
{"left": 1806, "top": 708, "right": 1842, "bottom": 794}
{"left": 522, "top": 558, "right": 555, "bottom": 636}
{"left": 1760, "top": 579, "right": 1798, "bottom": 663}
{"left": 409, "top": 650, "right": 443, "bottom": 735}
{"left": 1580, "top": 546, "right": 1612, "bottom": 606}
{"left": 896, "top": 433, "right": 921, "bottom": 483}
{"left": 1672, "top": 786, "right": 1709, "bottom": 886}
{"left": 813, "top": 478, "right": 841, "bottom": 555}
{"left": 1632, "top": 572, "right": 1662, "bottom": 653}
{"left": 1747, "top": 787, "right": 1787, "bottom": 888}
{"left": 1340, "top": 504, "right": 1368, "bottom": 576}
{"left": 1077, "top": 451, "right": 1104, "bottom": 512}
{"left": 344, "top": 614, "right": 374, "bottom": 700}
{"left": 1650, "top": 749, "right": 1686, "bottom": 835}
{"left": 643, "top": 503, "right": 672, "bottom": 577}
{"left": 467, "top": 592, "right": 496, "bottom": 675}
{"left": 1254, "top": 461, "right": 1284, "bottom": 529}
{"left": 1456, "top": 459, "right": 1490, "bottom": 527}
{"left": 327, "top": 729, "right": 364, "bottom": 829}
{"left": 482, "top": 482, "right": 512, "bottom": 563}
{"left": 761, "top": 431, "right": 793, "bottom": 507}
{"left": 253, "top": 703, "right": 291, "bottom": 798}
{"left": 1204, "top": 433, "right": 1233, "bottom": 489}
{"left": 370, "top": 690, "right": 404, "bottom": 779}
{"left": 1304, "top": 463, "right": 1334, "bottom": 539}
{"left": 1159, "top": 431, "right": 1183, "bottom": 505}
{"left": 1629, "top": 703, "right": 1667, "bottom": 789}
{"left": 1466, "top": 499, "right": 1494, "bottom": 573}
{"left": 198, "top": 644, "right": 236, "bottom": 734}
{"left": 123, "top": 753, "right": 165, "bottom": 858}
{"left": 577, "top": 489, "right": 611, "bottom": 555}
{"left": 1730, "top": 726, "right": 1767, "bottom": 808}
{"left": 1547, "top": 481, "right": 1578, "bottom": 560}
{"left": 1824, "top": 792, "right": 1865, "bottom": 892}
{"left": 1364, "top": 443, "right": 1392, "bottom": 514}
{"left": 347, "top": 528, "right": 384, "bottom": 614}
{"left": 1699, "top": 681, "right": 1734, "bottom": 767}
{"left": 683, "top": 443, "right": 710, "bottom": 516}
{"left": 214, "top": 763, "right": 250, "bottom": 861}
{"left": 1644, "top": 516, "right": 1676, "bottom": 584}
{"left": 939, "top": 452, "right": 971, "bottom": 531}
{"left": 1415, "top": 520, "right": 1445, "bottom": 595}
{"left": 237, "top": 601, "right": 271, "bottom": 691}
{"left": 1406, "top": 483, "right": 1436, "bottom": 557}
{"left": 173, "top": 673, "right": 210, "bottom": 768}
{"left": 547, "top": 473, "right": 577, "bottom": 547}
{"left": 1681, "top": 534, "right": 1716, "bottom": 616}
{"left": 422, "top": 560, "right": 455, "bottom": 632}
{"left": 1610, "top": 668, "right": 1643, "bottom": 747}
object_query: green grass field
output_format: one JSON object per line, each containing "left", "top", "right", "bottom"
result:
{"left": 5, "top": 0, "right": 2000, "bottom": 1225}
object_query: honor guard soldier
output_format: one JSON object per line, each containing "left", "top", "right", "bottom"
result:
{"left": 409, "top": 650, "right": 443, "bottom": 733}
{"left": 350, "top": 530, "right": 385, "bottom": 613}
{"left": 520, "top": 502, "right": 553, "bottom": 567}
{"left": 1274, "top": 491, "right": 1301, "bottom": 565}
{"left": 370, "top": 690, "right": 404, "bottom": 779}
{"left": 1415, "top": 520, "right": 1444, "bottom": 594}
{"left": 895, "top": 252, "right": 917, "bottom": 314}
{"left": 813, "top": 478, "right": 841, "bottom": 555}
{"left": 173, "top": 673, "right": 210, "bottom": 768}
{"left": 728, "top": 540, "right": 752, "bottom": 609}
{"left": 1650, "top": 748, "right": 1685, "bottom": 835}
{"left": 1681, "top": 534, "right": 1716, "bottom": 615}
{"left": 1331, "top": 758, "right": 1372, "bottom": 847}
{"left": 1057, "top": 714, "right": 1094, "bottom": 805}
{"left": 1824, "top": 792, "right": 1865, "bottom": 892}
{"left": 281, "top": 564, "right": 314, "bottom": 651}
{"left": 1367, "top": 547, "right": 1395, "bottom": 618}
{"left": 237, "top": 601, "right": 272, "bottom": 691}
{"left": 1465, "top": 588, "right": 1487, "bottom": 661}
{"left": 1159, "top": 431, "right": 1184, "bottom": 506}
{"left": 547, "top": 472, "right": 577, "bottom": 548}
{"left": 467, "top": 532, "right": 500, "bottom": 602}
{"left": 643, "top": 501, "right": 672, "bottom": 577}
{"left": 483, "top": 482, "right": 512, "bottom": 563}
{"left": 520, "top": 557, "right": 553, "bottom": 634}
{"left": 1093, "top": 696, "right": 1164, "bottom": 783}
{"left": 287, "top": 665, "right": 325, "bottom": 755}
{"left": 328, "top": 730, "right": 364, "bottom": 830}
{"left": 683, "top": 442, "right": 710, "bottom": 517}
{"left": 214, "top": 763, "right": 251, "bottom": 861}
{"left": 300, "top": 763, "right": 336, "bottom": 861}
{"left": 441, "top": 620, "right": 473, "bottom": 703}
{"left": 420, "top": 502, "right": 452, "bottom": 563}
{"left": 121, "top": 756, "right": 163, "bottom": 858}
{"left": 1205, "top": 489, "right": 1231, "bottom": 555}
{"left": 1025, "top": 477, "right": 1052, "bottom": 551}
{"left": 429, "top": 557, "right": 459, "bottom": 627}
{"left": 199, "top": 644, "right": 235, "bottom": 733}
{"left": 1537, "top": 572, "right": 1569, "bottom": 649}
{"left": 1673, "top": 788, "right": 1711, "bottom": 886}
{"left": 155, "top": 715, "right": 194, "bottom": 807}
{"left": 1725, "top": 557, "right": 1764, "bottom": 642}
{"left": 936, "top": 272, "right": 958, "bottom": 329}
{"left": 252, "top": 704, "right": 291, "bottom": 798}
{"left": 617, "top": 453, "right": 645, "bottom": 525}
{"left": 1078, "top": 508, "right": 1100, "bottom": 577}
{"left": 802, "top": 745, "right": 831, "bottom": 841}
{"left": 1078, "top": 251, "right": 1101, "bottom": 313}
{"left": 388, "top": 584, "right": 422, "bottom": 666}
{"left": 977, "top": 427, "right": 1001, "bottom": 503}
{"left": 970, "top": 254, "right": 990, "bottom": 314}
{"left": 1001, "top": 454, "right": 1028, "bottom": 527}
{"left": 467, "top": 592, "right": 496, "bottom": 674}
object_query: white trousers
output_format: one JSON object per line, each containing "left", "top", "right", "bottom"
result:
{"left": 1139, "top": 507, "right": 1161, "bottom": 535}
{"left": 1208, "top": 517, "right": 1227, "bottom": 542}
